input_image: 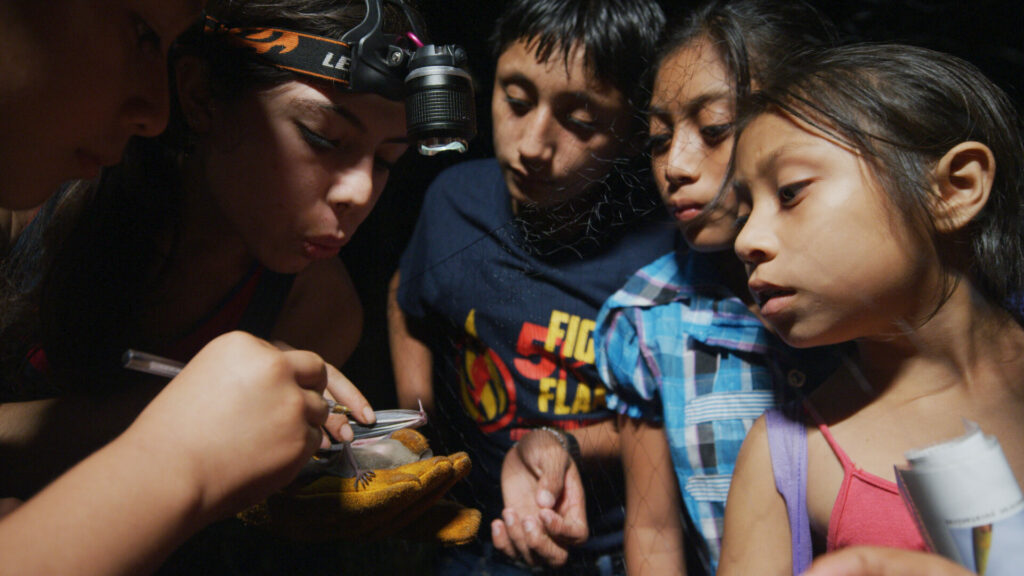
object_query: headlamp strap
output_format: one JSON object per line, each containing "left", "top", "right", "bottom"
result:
{"left": 203, "top": 15, "right": 354, "bottom": 86}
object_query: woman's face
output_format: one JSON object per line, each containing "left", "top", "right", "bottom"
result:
{"left": 0, "top": 0, "right": 203, "bottom": 209}
{"left": 201, "top": 81, "right": 408, "bottom": 274}
{"left": 648, "top": 38, "right": 739, "bottom": 252}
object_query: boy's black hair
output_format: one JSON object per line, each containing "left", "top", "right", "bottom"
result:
{"left": 490, "top": 0, "right": 666, "bottom": 110}
{"left": 738, "top": 43, "right": 1024, "bottom": 319}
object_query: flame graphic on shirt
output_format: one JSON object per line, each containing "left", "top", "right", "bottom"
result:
{"left": 458, "top": 310, "right": 516, "bottom": 433}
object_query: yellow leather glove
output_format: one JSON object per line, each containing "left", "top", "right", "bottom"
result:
{"left": 238, "top": 429, "right": 479, "bottom": 546}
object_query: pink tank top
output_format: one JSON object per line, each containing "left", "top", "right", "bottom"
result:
{"left": 812, "top": 415, "right": 928, "bottom": 552}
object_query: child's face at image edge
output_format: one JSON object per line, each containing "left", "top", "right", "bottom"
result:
{"left": 491, "top": 39, "right": 635, "bottom": 208}
{"left": 649, "top": 38, "right": 741, "bottom": 252}
{"left": 732, "top": 111, "right": 942, "bottom": 348}
{"left": 201, "top": 81, "right": 407, "bottom": 274}
{"left": 0, "top": 0, "right": 204, "bottom": 208}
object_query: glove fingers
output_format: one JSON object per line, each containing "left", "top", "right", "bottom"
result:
{"left": 258, "top": 470, "right": 425, "bottom": 541}
{"left": 395, "top": 499, "right": 482, "bottom": 546}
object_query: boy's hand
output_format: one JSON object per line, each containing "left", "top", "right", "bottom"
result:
{"left": 492, "top": 429, "right": 588, "bottom": 567}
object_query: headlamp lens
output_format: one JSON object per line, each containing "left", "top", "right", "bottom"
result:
{"left": 404, "top": 45, "right": 476, "bottom": 156}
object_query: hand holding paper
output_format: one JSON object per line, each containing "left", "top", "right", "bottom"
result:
{"left": 896, "top": 421, "right": 1024, "bottom": 576}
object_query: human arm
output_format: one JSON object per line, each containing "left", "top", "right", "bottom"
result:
{"left": 491, "top": 426, "right": 588, "bottom": 567}
{"left": 387, "top": 270, "right": 434, "bottom": 412}
{"left": 492, "top": 418, "right": 622, "bottom": 567}
{"left": 272, "top": 257, "right": 363, "bottom": 370}
{"left": 0, "top": 331, "right": 331, "bottom": 576}
{"left": 803, "top": 547, "right": 971, "bottom": 576}
{"left": 717, "top": 415, "right": 793, "bottom": 576}
{"left": 0, "top": 381, "right": 165, "bottom": 498}
{"left": 620, "top": 415, "right": 686, "bottom": 575}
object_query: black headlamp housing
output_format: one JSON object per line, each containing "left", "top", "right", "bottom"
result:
{"left": 206, "top": 0, "right": 476, "bottom": 155}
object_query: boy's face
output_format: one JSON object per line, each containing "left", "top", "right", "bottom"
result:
{"left": 491, "top": 39, "right": 634, "bottom": 208}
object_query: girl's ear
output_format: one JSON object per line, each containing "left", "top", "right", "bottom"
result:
{"left": 175, "top": 56, "right": 214, "bottom": 135}
{"left": 931, "top": 141, "right": 995, "bottom": 233}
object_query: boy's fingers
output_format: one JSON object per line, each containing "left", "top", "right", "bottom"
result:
{"left": 540, "top": 508, "right": 587, "bottom": 544}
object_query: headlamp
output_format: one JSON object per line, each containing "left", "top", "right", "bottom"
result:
{"left": 204, "top": 0, "right": 476, "bottom": 156}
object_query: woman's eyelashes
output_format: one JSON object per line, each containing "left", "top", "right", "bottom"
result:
{"left": 297, "top": 123, "right": 340, "bottom": 151}
{"left": 374, "top": 155, "right": 397, "bottom": 172}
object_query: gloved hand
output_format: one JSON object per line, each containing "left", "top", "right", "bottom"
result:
{"left": 238, "top": 429, "right": 479, "bottom": 546}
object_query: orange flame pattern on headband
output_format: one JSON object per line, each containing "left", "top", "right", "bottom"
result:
{"left": 236, "top": 29, "right": 300, "bottom": 55}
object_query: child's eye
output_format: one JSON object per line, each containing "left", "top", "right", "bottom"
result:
{"left": 297, "top": 123, "right": 340, "bottom": 151}
{"left": 734, "top": 212, "right": 750, "bottom": 230}
{"left": 504, "top": 96, "right": 531, "bottom": 114}
{"left": 132, "top": 14, "right": 161, "bottom": 53}
{"left": 566, "top": 114, "right": 597, "bottom": 134}
{"left": 700, "top": 123, "right": 733, "bottom": 145}
{"left": 645, "top": 133, "right": 671, "bottom": 154}
{"left": 778, "top": 181, "right": 810, "bottom": 205}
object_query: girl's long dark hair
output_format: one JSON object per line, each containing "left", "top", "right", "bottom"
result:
{"left": 736, "top": 43, "right": 1024, "bottom": 321}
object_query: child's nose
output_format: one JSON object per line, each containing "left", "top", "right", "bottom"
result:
{"left": 663, "top": 133, "right": 703, "bottom": 186}
{"left": 517, "top": 110, "right": 555, "bottom": 170}
{"left": 733, "top": 210, "right": 775, "bottom": 265}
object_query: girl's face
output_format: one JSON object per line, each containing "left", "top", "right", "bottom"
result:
{"left": 202, "top": 81, "right": 407, "bottom": 274}
{"left": 732, "top": 111, "right": 940, "bottom": 347}
{"left": 648, "top": 38, "right": 739, "bottom": 252}
{"left": 0, "top": 0, "right": 203, "bottom": 209}
{"left": 491, "top": 39, "right": 634, "bottom": 207}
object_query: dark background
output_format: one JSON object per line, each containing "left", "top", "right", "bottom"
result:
{"left": 340, "top": 0, "right": 1024, "bottom": 409}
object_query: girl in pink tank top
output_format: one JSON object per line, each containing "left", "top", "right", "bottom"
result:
{"left": 717, "top": 43, "right": 1024, "bottom": 575}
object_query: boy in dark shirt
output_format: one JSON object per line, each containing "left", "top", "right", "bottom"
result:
{"left": 389, "top": 0, "right": 672, "bottom": 573}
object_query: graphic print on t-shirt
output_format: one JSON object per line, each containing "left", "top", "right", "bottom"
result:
{"left": 457, "top": 307, "right": 606, "bottom": 434}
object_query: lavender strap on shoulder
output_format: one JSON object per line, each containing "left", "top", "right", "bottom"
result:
{"left": 766, "top": 406, "right": 812, "bottom": 576}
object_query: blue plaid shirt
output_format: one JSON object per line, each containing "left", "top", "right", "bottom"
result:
{"left": 595, "top": 247, "right": 832, "bottom": 573}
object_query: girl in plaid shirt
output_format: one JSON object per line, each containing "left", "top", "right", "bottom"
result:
{"left": 594, "top": 0, "right": 839, "bottom": 573}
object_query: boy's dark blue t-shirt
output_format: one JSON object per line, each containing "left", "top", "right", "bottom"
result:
{"left": 397, "top": 158, "right": 676, "bottom": 547}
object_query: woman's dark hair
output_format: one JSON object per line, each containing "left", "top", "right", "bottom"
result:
{"left": 490, "top": 0, "right": 665, "bottom": 113}
{"left": 737, "top": 43, "right": 1024, "bottom": 319}
{"left": 22, "top": 0, "right": 422, "bottom": 394}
